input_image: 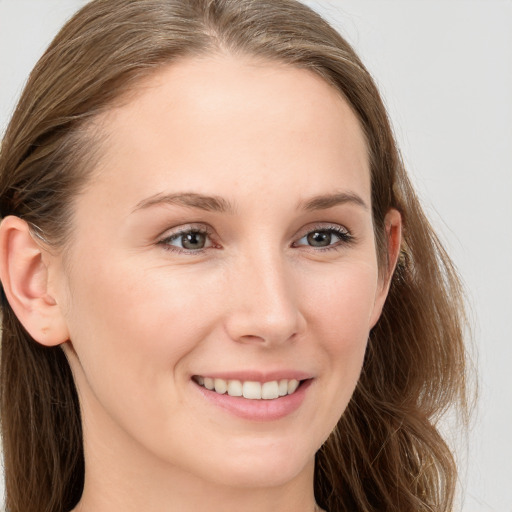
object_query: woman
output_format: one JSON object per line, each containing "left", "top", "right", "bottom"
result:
{"left": 0, "top": 1, "right": 469, "bottom": 511}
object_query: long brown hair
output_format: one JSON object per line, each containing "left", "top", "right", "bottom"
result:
{"left": 0, "top": 1, "right": 470, "bottom": 511}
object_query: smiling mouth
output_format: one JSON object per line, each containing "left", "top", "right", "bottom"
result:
{"left": 192, "top": 376, "right": 303, "bottom": 400}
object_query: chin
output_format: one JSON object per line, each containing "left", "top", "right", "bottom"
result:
{"left": 191, "top": 436, "right": 316, "bottom": 489}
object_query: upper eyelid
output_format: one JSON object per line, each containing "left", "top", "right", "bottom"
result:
{"left": 294, "top": 222, "right": 351, "bottom": 238}
{"left": 158, "top": 223, "right": 214, "bottom": 240}
{"left": 158, "top": 221, "right": 349, "bottom": 234}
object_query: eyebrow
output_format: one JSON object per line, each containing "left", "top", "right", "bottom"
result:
{"left": 133, "top": 190, "right": 368, "bottom": 215}
{"left": 298, "top": 192, "right": 369, "bottom": 211}
{"left": 133, "top": 192, "right": 236, "bottom": 214}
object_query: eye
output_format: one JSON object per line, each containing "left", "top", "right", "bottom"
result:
{"left": 294, "top": 225, "right": 353, "bottom": 250}
{"left": 158, "top": 227, "right": 214, "bottom": 252}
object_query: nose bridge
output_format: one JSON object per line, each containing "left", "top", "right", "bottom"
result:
{"left": 225, "top": 244, "right": 304, "bottom": 345}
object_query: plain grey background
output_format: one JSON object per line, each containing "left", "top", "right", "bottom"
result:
{"left": 1, "top": 1, "right": 511, "bottom": 511}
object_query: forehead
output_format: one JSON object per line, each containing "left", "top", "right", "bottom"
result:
{"left": 86, "top": 54, "right": 370, "bottom": 211}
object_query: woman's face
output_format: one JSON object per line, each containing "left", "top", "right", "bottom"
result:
{"left": 53, "top": 55, "right": 396, "bottom": 489}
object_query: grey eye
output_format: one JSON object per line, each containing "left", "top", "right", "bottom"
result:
{"left": 163, "top": 230, "right": 211, "bottom": 251}
{"left": 181, "top": 232, "right": 207, "bottom": 250}
{"left": 296, "top": 227, "right": 350, "bottom": 248}
{"left": 172, "top": 232, "right": 206, "bottom": 250}
{"left": 306, "top": 231, "right": 333, "bottom": 247}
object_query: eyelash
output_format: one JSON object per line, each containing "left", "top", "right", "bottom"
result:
{"left": 157, "top": 224, "right": 354, "bottom": 254}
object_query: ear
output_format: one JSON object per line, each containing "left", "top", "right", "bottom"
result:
{"left": 0, "top": 216, "right": 69, "bottom": 346}
{"left": 369, "top": 208, "right": 402, "bottom": 328}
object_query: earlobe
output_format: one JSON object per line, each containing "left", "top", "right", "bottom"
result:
{"left": 0, "top": 216, "right": 69, "bottom": 346}
{"left": 369, "top": 208, "right": 402, "bottom": 328}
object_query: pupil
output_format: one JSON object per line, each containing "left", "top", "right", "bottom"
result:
{"left": 307, "top": 231, "right": 331, "bottom": 247}
{"left": 182, "top": 232, "right": 206, "bottom": 249}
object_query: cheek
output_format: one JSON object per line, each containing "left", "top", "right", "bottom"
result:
{"left": 61, "top": 257, "right": 226, "bottom": 454}
{"left": 67, "top": 257, "right": 213, "bottom": 348}
{"left": 300, "top": 263, "right": 379, "bottom": 421}
{"left": 62, "top": 256, "right": 221, "bottom": 412}
{"left": 303, "top": 261, "right": 379, "bottom": 346}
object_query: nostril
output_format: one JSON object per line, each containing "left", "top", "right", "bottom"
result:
{"left": 224, "top": 307, "right": 305, "bottom": 346}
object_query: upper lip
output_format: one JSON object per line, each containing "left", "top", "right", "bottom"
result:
{"left": 192, "top": 370, "right": 313, "bottom": 382}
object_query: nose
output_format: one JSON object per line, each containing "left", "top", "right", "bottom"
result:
{"left": 224, "top": 250, "right": 306, "bottom": 346}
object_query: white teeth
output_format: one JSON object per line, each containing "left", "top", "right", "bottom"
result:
{"left": 227, "top": 380, "right": 243, "bottom": 397}
{"left": 195, "top": 376, "right": 303, "bottom": 400}
{"left": 288, "top": 379, "right": 299, "bottom": 394}
{"left": 214, "top": 378, "right": 227, "bottom": 394}
{"left": 243, "top": 381, "right": 262, "bottom": 399}
{"left": 261, "top": 381, "right": 279, "bottom": 399}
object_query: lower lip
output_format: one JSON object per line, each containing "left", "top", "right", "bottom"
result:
{"left": 193, "top": 379, "right": 312, "bottom": 421}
